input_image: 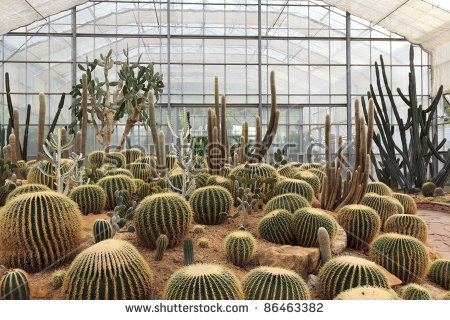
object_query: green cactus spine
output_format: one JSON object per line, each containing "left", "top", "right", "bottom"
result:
{"left": 163, "top": 263, "right": 243, "bottom": 300}
{"left": 121, "top": 148, "right": 144, "bottom": 164}
{"left": 224, "top": 231, "right": 256, "bottom": 266}
{"left": 189, "top": 186, "right": 233, "bottom": 225}
{"left": 155, "top": 234, "right": 169, "bottom": 261}
{"left": 126, "top": 163, "right": 153, "bottom": 181}
{"left": 392, "top": 193, "right": 417, "bottom": 215}
{"left": 334, "top": 287, "right": 399, "bottom": 300}
{"left": 5, "top": 183, "right": 50, "bottom": 203}
{"left": 257, "top": 209, "right": 293, "bottom": 244}
{"left": 361, "top": 193, "right": 402, "bottom": 229}
{"left": 317, "top": 256, "right": 390, "bottom": 299}
{"left": 88, "top": 151, "right": 105, "bottom": 168}
{"left": 206, "top": 175, "right": 232, "bottom": 191}
{"left": 336, "top": 204, "right": 381, "bottom": 249}
{"left": 264, "top": 193, "right": 310, "bottom": 215}
{"left": 104, "top": 152, "right": 126, "bottom": 168}
{"left": 293, "top": 170, "right": 321, "bottom": 197}
{"left": 96, "top": 175, "right": 135, "bottom": 210}
{"left": 369, "top": 233, "right": 430, "bottom": 283}
{"left": 366, "top": 181, "right": 393, "bottom": 196}
{"left": 429, "top": 259, "right": 449, "bottom": 290}
{"left": 0, "top": 269, "right": 30, "bottom": 300}
{"left": 384, "top": 214, "right": 428, "bottom": 243}
{"left": 242, "top": 266, "right": 310, "bottom": 300}
{"left": 70, "top": 184, "right": 106, "bottom": 215}
{"left": 183, "top": 238, "right": 194, "bottom": 266}
{"left": 51, "top": 270, "right": 66, "bottom": 289}
{"left": 134, "top": 192, "right": 193, "bottom": 248}
{"left": 93, "top": 219, "right": 113, "bottom": 243}
{"left": 292, "top": 207, "right": 338, "bottom": 247}
{"left": 62, "top": 239, "right": 153, "bottom": 300}
{"left": 0, "top": 191, "right": 82, "bottom": 272}
{"left": 401, "top": 284, "right": 432, "bottom": 300}
{"left": 274, "top": 178, "right": 314, "bottom": 203}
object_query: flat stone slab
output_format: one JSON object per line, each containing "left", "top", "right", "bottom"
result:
{"left": 331, "top": 224, "right": 347, "bottom": 255}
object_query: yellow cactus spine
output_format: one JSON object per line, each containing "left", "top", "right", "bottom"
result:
{"left": 189, "top": 186, "right": 233, "bottom": 225}
{"left": 0, "top": 269, "right": 30, "bottom": 300}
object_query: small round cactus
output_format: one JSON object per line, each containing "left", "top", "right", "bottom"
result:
{"left": 336, "top": 204, "right": 381, "bottom": 249}
{"left": 0, "top": 269, "right": 30, "bottom": 300}
{"left": 369, "top": 233, "right": 430, "bottom": 283}
{"left": 257, "top": 209, "right": 294, "bottom": 244}
{"left": 361, "top": 193, "right": 402, "bottom": 229}
{"left": 93, "top": 219, "right": 113, "bottom": 243}
{"left": 52, "top": 270, "right": 67, "bottom": 289}
{"left": 242, "top": 266, "right": 311, "bottom": 300}
{"left": 193, "top": 225, "right": 205, "bottom": 234}
{"left": 163, "top": 263, "right": 243, "bottom": 300}
{"left": 292, "top": 207, "right": 338, "bottom": 247}
{"left": 155, "top": 234, "right": 169, "bottom": 261}
{"left": 384, "top": 214, "right": 428, "bottom": 243}
{"left": 401, "top": 284, "right": 432, "bottom": 300}
{"left": 334, "top": 287, "right": 399, "bottom": 300}
{"left": 429, "top": 259, "right": 449, "bottom": 290}
{"left": 264, "top": 193, "right": 310, "bottom": 215}
{"left": 392, "top": 193, "right": 417, "bottom": 215}
{"left": 189, "top": 186, "right": 233, "bottom": 225}
{"left": 421, "top": 182, "right": 437, "bottom": 197}
{"left": 293, "top": 170, "right": 321, "bottom": 197}
{"left": 366, "top": 181, "right": 393, "bottom": 196}
{"left": 274, "top": 178, "right": 314, "bottom": 203}
{"left": 70, "top": 184, "right": 106, "bottom": 215}
{"left": 317, "top": 256, "right": 390, "bottom": 299}
{"left": 198, "top": 238, "right": 210, "bottom": 248}
{"left": 224, "top": 231, "right": 256, "bottom": 266}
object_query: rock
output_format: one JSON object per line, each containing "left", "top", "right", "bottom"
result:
{"left": 307, "top": 274, "right": 317, "bottom": 291}
{"left": 256, "top": 245, "right": 320, "bottom": 278}
{"left": 433, "top": 187, "right": 445, "bottom": 197}
{"left": 378, "top": 265, "right": 402, "bottom": 286}
{"left": 420, "top": 281, "right": 449, "bottom": 300}
{"left": 331, "top": 224, "right": 347, "bottom": 255}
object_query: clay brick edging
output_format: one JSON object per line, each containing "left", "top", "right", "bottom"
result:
{"left": 416, "top": 201, "right": 450, "bottom": 213}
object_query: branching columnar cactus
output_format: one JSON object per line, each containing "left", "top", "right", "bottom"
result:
{"left": 126, "top": 163, "right": 153, "bottom": 181}
{"left": 88, "top": 151, "right": 105, "bottom": 168}
{"left": 70, "top": 184, "right": 106, "bottom": 215}
{"left": 121, "top": 148, "right": 144, "bottom": 164}
{"left": 0, "top": 191, "right": 82, "bottom": 272}
{"left": 384, "top": 214, "right": 428, "bottom": 243}
{"left": 317, "top": 227, "right": 331, "bottom": 264}
{"left": 292, "top": 207, "right": 338, "bottom": 247}
{"left": 51, "top": 270, "right": 66, "bottom": 289}
{"left": 242, "top": 266, "right": 311, "bottom": 300}
{"left": 106, "top": 168, "right": 134, "bottom": 178}
{"left": 93, "top": 219, "right": 113, "bottom": 243}
{"left": 293, "top": 171, "right": 321, "bottom": 197}
{"left": 275, "top": 179, "right": 314, "bottom": 203}
{"left": 369, "top": 233, "right": 430, "bottom": 283}
{"left": 134, "top": 193, "right": 192, "bottom": 248}
{"left": 429, "top": 259, "right": 449, "bottom": 290}
{"left": 263, "top": 193, "right": 310, "bottom": 215}
{"left": 96, "top": 175, "right": 135, "bottom": 210}
{"left": 206, "top": 175, "right": 232, "bottom": 191}
{"left": 361, "top": 193, "right": 402, "bottom": 229}
{"left": 62, "top": 239, "right": 153, "bottom": 300}
{"left": 0, "top": 269, "right": 30, "bottom": 300}
{"left": 163, "top": 263, "right": 243, "bottom": 300}
{"left": 336, "top": 204, "right": 381, "bottom": 249}
{"left": 257, "top": 209, "right": 293, "bottom": 245}
{"left": 366, "top": 181, "right": 393, "bottom": 196}
{"left": 104, "top": 152, "right": 126, "bottom": 168}
{"left": 189, "top": 186, "right": 233, "bottom": 225}
{"left": 155, "top": 234, "right": 169, "bottom": 261}
{"left": 317, "top": 256, "right": 390, "bottom": 299}
{"left": 334, "top": 287, "right": 399, "bottom": 300}
{"left": 277, "top": 164, "right": 299, "bottom": 179}
{"left": 401, "top": 284, "right": 432, "bottom": 300}
{"left": 392, "top": 193, "right": 417, "bottom": 215}
{"left": 421, "top": 182, "right": 436, "bottom": 197}
{"left": 5, "top": 183, "right": 50, "bottom": 202}
{"left": 183, "top": 238, "right": 194, "bottom": 266}
{"left": 221, "top": 180, "right": 259, "bottom": 228}
{"left": 224, "top": 230, "right": 256, "bottom": 266}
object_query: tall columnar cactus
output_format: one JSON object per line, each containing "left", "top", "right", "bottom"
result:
{"left": 275, "top": 179, "right": 314, "bottom": 203}
{"left": 264, "top": 193, "right": 310, "bottom": 215}
{"left": 189, "top": 186, "right": 233, "bottom": 225}
{"left": 134, "top": 192, "right": 192, "bottom": 248}
{"left": 92, "top": 219, "right": 113, "bottom": 243}
{"left": 361, "top": 193, "right": 402, "bottom": 229}
{"left": 126, "top": 163, "right": 153, "bottom": 181}
{"left": 321, "top": 99, "right": 374, "bottom": 211}
{"left": 12, "top": 110, "right": 21, "bottom": 162}
{"left": 257, "top": 209, "right": 294, "bottom": 244}
{"left": 155, "top": 234, "right": 169, "bottom": 261}
{"left": 428, "top": 259, "right": 449, "bottom": 290}
{"left": 5, "top": 183, "right": 50, "bottom": 203}
{"left": 0, "top": 269, "right": 30, "bottom": 300}
{"left": 293, "top": 170, "right": 321, "bottom": 197}
{"left": 104, "top": 152, "right": 126, "bottom": 168}
{"left": 334, "top": 287, "right": 399, "bottom": 300}
{"left": 0, "top": 191, "right": 82, "bottom": 272}
{"left": 361, "top": 45, "right": 449, "bottom": 190}
{"left": 61, "top": 127, "right": 69, "bottom": 158}
{"left": 369, "top": 233, "right": 430, "bottom": 283}
{"left": 183, "top": 238, "right": 194, "bottom": 266}
{"left": 401, "top": 284, "right": 432, "bottom": 300}
{"left": 224, "top": 230, "right": 256, "bottom": 266}
{"left": 242, "top": 266, "right": 311, "bottom": 300}
{"left": 70, "top": 184, "right": 106, "bottom": 215}
{"left": 336, "top": 204, "right": 381, "bottom": 249}
{"left": 384, "top": 214, "right": 428, "bottom": 243}
{"left": 317, "top": 256, "right": 390, "bottom": 299}
{"left": 163, "top": 263, "right": 243, "bottom": 300}
{"left": 148, "top": 92, "right": 164, "bottom": 173}
{"left": 317, "top": 227, "right": 332, "bottom": 264}
{"left": 96, "top": 175, "right": 135, "bottom": 210}
{"left": 366, "top": 181, "right": 393, "bottom": 196}
{"left": 392, "top": 193, "right": 417, "bottom": 215}
{"left": 292, "top": 207, "right": 338, "bottom": 247}
{"left": 36, "top": 93, "right": 46, "bottom": 162}
{"left": 62, "top": 239, "right": 153, "bottom": 300}
{"left": 88, "top": 151, "right": 105, "bottom": 168}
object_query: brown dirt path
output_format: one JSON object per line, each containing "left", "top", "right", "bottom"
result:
{"left": 417, "top": 208, "right": 450, "bottom": 259}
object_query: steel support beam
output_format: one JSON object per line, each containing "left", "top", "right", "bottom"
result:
{"left": 257, "top": 0, "right": 262, "bottom": 119}
{"left": 346, "top": 12, "right": 352, "bottom": 164}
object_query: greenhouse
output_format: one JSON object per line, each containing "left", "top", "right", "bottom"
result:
{"left": 0, "top": 0, "right": 449, "bottom": 309}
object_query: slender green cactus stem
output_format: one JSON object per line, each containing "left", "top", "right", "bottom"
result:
{"left": 37, "top": 93, "right": 46, "bottom": 162}
{"left": 221, "top": 93, "right": 228, "bottom": 161}
{"left": 22, "top": 104, "right": 31, "bottom": 161}
{"left": 214, "top": 75, "right": 220, "bottom": 143}
{"left": 183, "top": 238, "right": 194, "bottom": 266}
{"left": 13, "top": 109, "right": 21, "bottom": 161}
{"left": 81, "top": 73, "right": 88, "bottom": 164}
{"left": 158, "top": 130, "right": 166, "bottom": 176}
